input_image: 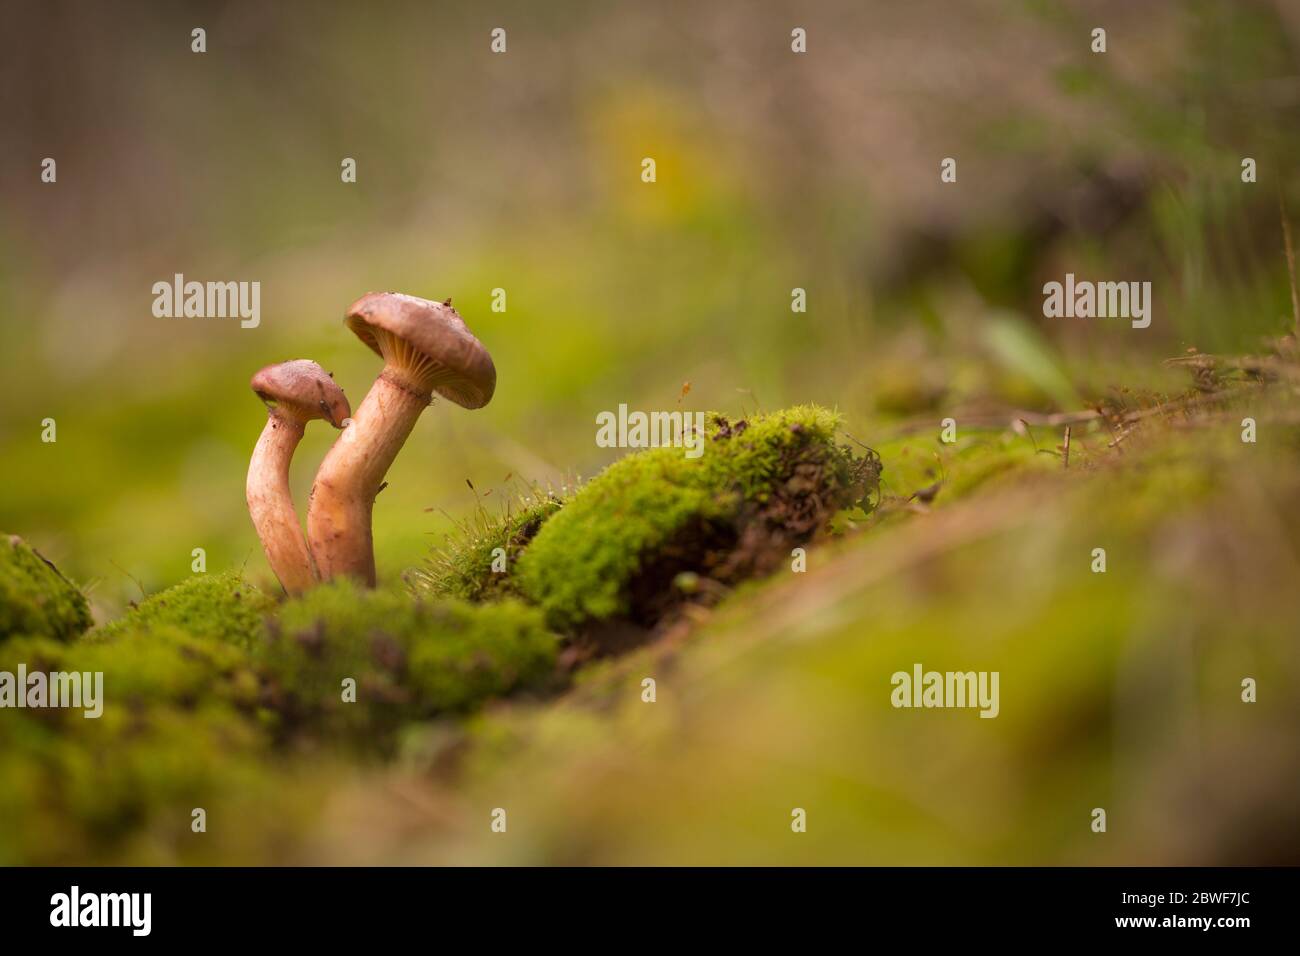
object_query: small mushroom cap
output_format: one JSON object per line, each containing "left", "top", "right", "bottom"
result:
{"left": 344, "top": 292, "right": 496, "bottom": 409}
{"left": 250, "top": 360, "right": 351, "bottom": 427}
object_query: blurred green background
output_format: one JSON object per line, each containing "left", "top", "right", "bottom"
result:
{"left": 1, "top": 0, "right": 1297, "bottom": 623}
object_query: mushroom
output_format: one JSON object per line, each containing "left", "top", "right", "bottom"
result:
{"left": 247, "top": 360, "right": 351, "bottom": 595}
{"left": 307, "top": 292, "right": 496, "bottom": 585}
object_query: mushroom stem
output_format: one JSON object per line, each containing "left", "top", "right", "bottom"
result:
{"left": 246, "top": 411, "right": 315, "bottom": 595}
{"left": 307, "top": 370, "right": 430, "bottom": 585}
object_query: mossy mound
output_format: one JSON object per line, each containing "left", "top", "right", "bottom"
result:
{"left": 517, "top": 405, "right": 880, "bottom": 631}
{"left": 92, "top": 570, "right": 276, "bottom": 649}
{"left": 258, "top": 581, "right": 560, "bottom": 747}
{"left": 0, "top": 627, "right": 275, "bottom": 864}
{"left": 0, "top": 534, "right": 92, "bottom": 643}
{"left": 0, "top": 577, "right": 564, "bottom": 859}
{"left": 415, "top": 492, "right": 565, "bottom": 603}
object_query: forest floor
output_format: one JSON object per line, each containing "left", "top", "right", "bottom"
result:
{"left": 295, "top": 346, "right": 1300, "bottom": 865}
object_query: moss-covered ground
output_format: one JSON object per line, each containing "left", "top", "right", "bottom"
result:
{"left": 2, "top": 377, "right": 1298, "bottom": 864}
{"left": 0, "top": 535, "right": 92, "bottom": 643}
{"left": 514, "top": 406, "right": 878, "bottom": 631}
{"left": 91, "top": 570, "right": 276, "bottom": 648}
{"left": 261, "top": 582, "right": 559, "bottom": 748}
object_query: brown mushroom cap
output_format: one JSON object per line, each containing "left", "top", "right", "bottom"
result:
{"left": 250, "top": 359, "right": 351, "bottom": 427}
{"left": 344, "top": 292, "right": 496, "bottom": 409}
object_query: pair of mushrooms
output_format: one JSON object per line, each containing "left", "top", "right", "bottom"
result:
{"left": 246, "top": 292, "right": 496, "bottom": 594}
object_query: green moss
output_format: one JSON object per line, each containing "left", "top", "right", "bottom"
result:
{"left": 92, "top": 570, "right": 276, "bottom": 649}
{"left": 259, "top": 581, "right": 559, "bottom": 746}
{"left": 517, "top": 405, "right": 880, "bottom": 630}
{"left": 0, "top": 534, "right": 92, "bottom": 643}
{"left": 0, "top": 579, "right": 562, "bottom": 859}
{"left": 415, "top": 492, "right": 565, "bottom": 603}
{"left": 0, "top": 627, "right": 275, "bottom": 864}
